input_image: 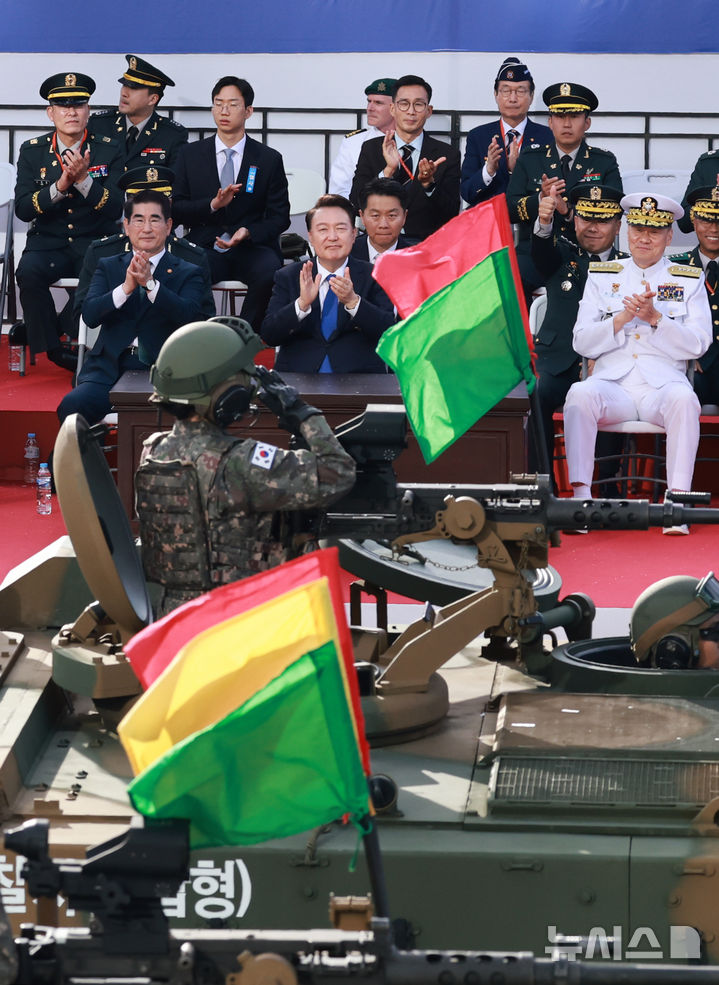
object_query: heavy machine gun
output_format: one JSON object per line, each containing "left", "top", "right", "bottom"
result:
{"left": 4, "top": 817, "right": 719, "bottom": 985}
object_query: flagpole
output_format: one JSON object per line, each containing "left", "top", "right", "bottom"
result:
{"left": 361, "top": 814, "right": 391, "bottom": 919}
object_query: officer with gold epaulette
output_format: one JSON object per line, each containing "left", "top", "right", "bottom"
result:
{"left": 669, "top": 186, "right": 719, "bottom": 407}
{"left": 328, "top": 78, "right": 396, "bottom": 199}
{"left": 529, "top": 182, "right": 626, "bottom": 482}
{"left": 679, "top": 151, "right": 719, "bottom": 234}
{"left": 73, "top": 165, "right": 215, "bottom": 320}
{"left": 88, "top": 55, "right": 187, "bottom": 173}
{"left": 507, "top": 82, "right": 622, "bottom": 300}
{"left": 564, "top": 192, "right": 712, "bottom": 532}
{"left": 14, "top": 72, "right": 123, "bottom": 365}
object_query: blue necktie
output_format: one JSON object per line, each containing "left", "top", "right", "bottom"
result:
{"left": 319, "top": 274, "right": 337, "bottom": 373}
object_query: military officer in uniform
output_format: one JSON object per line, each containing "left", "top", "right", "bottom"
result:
{"left": 507, "top": 82, "right": 622, "bottom": 298}
{"left": 669, "top": 186, "right": 719, "bottom": 407}
{"left": 328, "top": 78, "right": 396, "bottom": 199}
{"left": 135, "top": 316, "right": 356, "bottom": 616}
{"left": 74, "top": 165, "right": 214, "bottom": 319}
{"left": 678, "top": 151, "right": 719, "bottom": 233}
{"left": 529, "top": 182, "right": 626, "bottom": 483}
{"left": 14, "top": 72, "right": 123, "bottom": 365}
{"left": 564, "top": 193, "right": 712, "bottom": 533}
{"left": 88, "top": 54, "right": 187, "bottom": 173}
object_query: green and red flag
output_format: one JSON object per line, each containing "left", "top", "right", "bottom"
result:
{"left": 374, "top": 198, "right": 535, "bottom": 464}
{"left": 118, "top": 549, "right": 372, "bottom": 848}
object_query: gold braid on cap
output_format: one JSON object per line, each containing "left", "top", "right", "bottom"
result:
{"left": 625, "top": 207, "right": 674, "bottom": 227}
{"left": 690, "top": 200, "right": 719, "bottom": 221}
{"left": 575, "top": 199, "right": 622, "bottom": 219}
{"left": 549, "top": 100, "right": 590, "bottom": 114}
{"left": 123, "top": 72, "right": 163, "bottom": 88}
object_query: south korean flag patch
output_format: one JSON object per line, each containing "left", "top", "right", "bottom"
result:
{"left": 251, "top": 442, "right": 277, "bottom": 470}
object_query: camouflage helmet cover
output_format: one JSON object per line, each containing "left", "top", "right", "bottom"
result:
{"left": 150, "top": 316, "right": 263, "bottom": 404}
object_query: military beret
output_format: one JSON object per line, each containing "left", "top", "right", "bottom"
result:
{"left": 118, "top": 165, "right": 175, "bottom": 197}
{"left": 40, "top": 72, "right": 95, "bottom": 105}
{"left": 495, "top": 57, "right": 533, "bottom": 88}
{"left": 686, "top": 185, "right": 719, "bottom": 221}
{"left": 119, "top": 55, "right": 175, "bottom": 90}
{"left": 543, "top": 82, "right": 598, "bottom": 114}
{"left": 570, "top": 182, "right": 623, "bottom": 220}
{"left": 365, "top": 78, "right": 397, "bottom": 97}
{"left": 621, "top": 192, "right": 683, "bottom": 226}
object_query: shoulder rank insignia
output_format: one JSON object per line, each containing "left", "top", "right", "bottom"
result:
{"left": 29, "top": 138, "right": 38, "bottom": 145}
{"left": 589, "top": 261, "right": 624, "bottom": 273}
{"left": 667, "top": 264, "right": 702, "bottom": 278}
{"left": 345, "top": 127, "right": 366, "bottom": 138}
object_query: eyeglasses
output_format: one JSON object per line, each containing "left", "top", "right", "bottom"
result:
{"left": 395, "top": 99, "right": 428, "bottom": 112}
{"left": 128, "top": 215, "right": 166, "bottom": 227}
{"left": 497, "top": 86, "right": 531, "bottom": 97}
{"left": 213, "top": 100, "right": 243, "bottom": 110}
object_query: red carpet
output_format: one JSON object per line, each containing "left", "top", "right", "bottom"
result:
{"left": 0, "top": 343, "right": 71, "bottom": 478}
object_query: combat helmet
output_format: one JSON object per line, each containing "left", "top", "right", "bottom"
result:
{"left": 150, "top": 316, "right": 263, "bottom": 407}
{"left": 630, "top": 572, "right": 719, "bottom": 668}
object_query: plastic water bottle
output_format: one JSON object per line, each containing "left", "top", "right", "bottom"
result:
{"left": 23, "top": 433, "right": 40, "bottom": 486}
{"left": 8, "top": 340, "right": 22, "bottom": 372}
{"left": 36, "top": 463, "right": 52, "bottom": 516}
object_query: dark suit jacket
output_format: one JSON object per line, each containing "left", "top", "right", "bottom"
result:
{"left": 460, "top": 118, "right": 553, "bottom": 206}
{"left": 672, "top": 246, "right": 719, "bottom": 371}
{"left": 350, "top": 133, "right": 461, "bottom": 242}
{"left": 260, "top": 257, "right": 395, "bottom": 373}
{"left": 350, "top": 233, "right": 415, "bottom": 262}
{"left": 80, "top": 251, "right": 209, "bottom": 387}
{"left": 172, "top": 135, "right": 290, "bottom": 258}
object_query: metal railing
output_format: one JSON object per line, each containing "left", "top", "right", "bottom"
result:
{"left": 1, "top": 104, "right": 718, "bottom": 177}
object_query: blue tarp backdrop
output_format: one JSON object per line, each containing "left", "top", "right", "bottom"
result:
{"left": 6, "top": 0, "right": 719, "bottom": 53}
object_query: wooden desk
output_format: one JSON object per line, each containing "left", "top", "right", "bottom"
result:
{"left": 110, "top": 372, "right": 529, "bottom": 520}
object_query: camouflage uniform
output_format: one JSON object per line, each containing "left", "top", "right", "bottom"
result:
{"left": 0, "top": 897, "right": 16, "bottom": 985}
{"left": 135, "top": 416, "right": 356, "bottom": 617}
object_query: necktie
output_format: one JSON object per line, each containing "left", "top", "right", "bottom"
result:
{"left": 707, "top": 259, "right": 718, "bottom": 294}
{"left": 590, "top": 253, "right": 601, "bottom": 262}
{"left": 220, "top": 147, "right": 235, "bottom": 188}
{"left": 126, "top": 125, "right": 138, "bottom": 150}
{"left": 319, "top": 275, "right": 337, "bottom": 373}
{"left": 398, "top": 144, "right": 413, "bottom": 182}
{"left": 560, "top": 154, "right": 572, "bottom": 182}
{"left": 506, "top": 129, "right": 519, "bottom": 150}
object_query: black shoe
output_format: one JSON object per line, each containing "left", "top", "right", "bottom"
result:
{"left": 7, "top": 321, "right": 27, "bottom": 346}
{"left": 47, "top": 344, "right": 78, "bottom": 373}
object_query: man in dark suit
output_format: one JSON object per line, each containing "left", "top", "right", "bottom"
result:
{"left": 529, "top": 183, "right": 625, "bottom": 484}
{"left": 507, "top": 82, "right": 622, "bottom": 298}
{"left": 461, "top": 57, "right": 553, "bottom": 208}
{"left": 351, "top": 178, "right": 414, "bottom": 263}
{"left": 350, "top": 75, "right": 460, "bottom": 242}
{"left": 14, "top": 71, "right": 124, "bottom": 365}
{"left": 671, "top": 186, "right": 719, "bottom": 405}
{"left": 261, "top": 194, "right": 394, "bottom": 373}
{"left": 88, "top": 55, "right": 187, "bottom": 173}
{"left": 58, "top": 190, "right": 209, "bottom": 425}
{"left": 172, "top": 76, "right": 290, "bottom": 331}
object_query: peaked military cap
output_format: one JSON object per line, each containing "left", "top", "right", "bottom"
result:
{"left": 570, "top": 182, "right": 623, "bottom": 220}
{"left": 365, "top": 78, "right": 397, "bottom": 96}
{"left": 118, "top": 165, "right": 175, "bottom": 197}
{"left": 621, "top": 192, "right": 683, "bottom": 226}
{"left": 495, "top": 56, "right": 534, "bottom": 88}
{"left": 119, "top": 55, "right": 175, "bottom": 90}
{"left": 40, "top": 72, "right": 95, "bottom": 105}
{"left": 543, "top": 82, "right": 598, "bottom": 114}
{"left": 686, "top": 185, "right": 719, "bottom": 222}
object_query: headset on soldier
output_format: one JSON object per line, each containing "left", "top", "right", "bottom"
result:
{"left": 631, "top": 571, "right": 719, "bottom": 669}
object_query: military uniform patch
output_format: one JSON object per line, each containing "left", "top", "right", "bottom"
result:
{"left": 657, "top": 283, "right": 684, "bottom": 302}
{"left": 667, "top": 264, "right": 702, "bottom": 278}
{"left": 251, "top": 443, "right": 277, "bottom": 469}
{"left": 589, "top": 261, "right": 625, "bottom": 273}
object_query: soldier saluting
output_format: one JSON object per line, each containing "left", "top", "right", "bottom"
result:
{"left": 14, "top": 72, "right": 123, "bottom": 368}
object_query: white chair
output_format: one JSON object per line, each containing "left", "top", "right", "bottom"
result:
{"left": 212, "top": 279, "right": 248, "bottom": 316}
{"left": 0, "top": 162, "right": 16, "bottom": 329}
{"left": 528, "top": 291, "right": 547, "bottom": 337}
{"left": 282, "top": 167, "right": 326, "bottom": 262}
{"left": 618, "top": 169, "right": 697, "bottom": 255}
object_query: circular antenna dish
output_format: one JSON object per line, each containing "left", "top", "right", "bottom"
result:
{"left": 54, "top": 414, "right": 152, "bottom": 635}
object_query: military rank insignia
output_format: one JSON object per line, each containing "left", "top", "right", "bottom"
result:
{"left": 657, "top": 283, "right": 684, "bottom": 302}
{"left": 583, "top": 172, "right": 601, "bottom": 181}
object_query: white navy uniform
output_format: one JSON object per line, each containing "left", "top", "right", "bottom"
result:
{"left": 565, "top": 255, "right": 712, "bottom": 492}
{"left": 329, "top": 125, "right": 383, "bottom": 198}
